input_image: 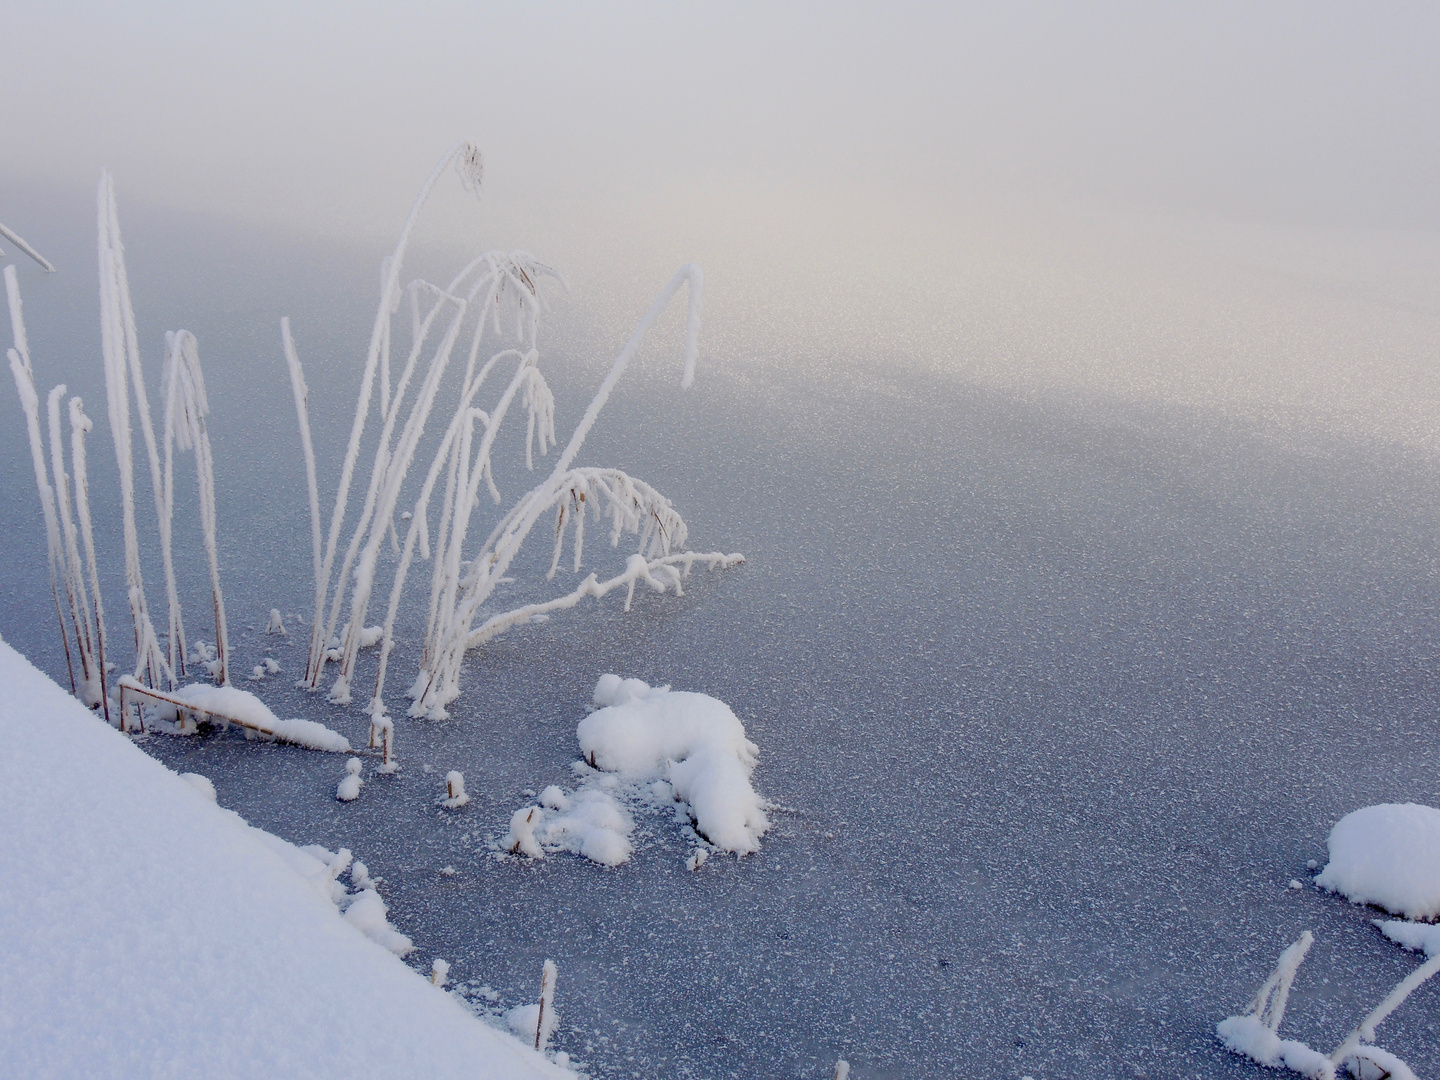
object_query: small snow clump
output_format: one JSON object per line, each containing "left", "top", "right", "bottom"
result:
{"left": 337, "top": 757, "right": 363, "bottom": 802}
{"left": 441, "top": 770, "right": 469, "bottom": 809}
{"left": 503, "top": 787, "right": 634, "bottom": 866}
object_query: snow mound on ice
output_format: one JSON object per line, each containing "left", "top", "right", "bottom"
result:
{"left": 1376, "top": 918, "right": 1440, "bottom": 957}
{"left": 0, "top": 634, "right": 570, "bottom": 1079}
{"left": 1315, "top": 803, "right": 1440, "bottom": 920}
{"left": 579, "top": 675, "right": 769, "bottom": 854}
{"left": 504, "top": 784, "right": 634, "bottom": 867}
{"left": 169, "top": 681, "right": 351, "bottom": 752}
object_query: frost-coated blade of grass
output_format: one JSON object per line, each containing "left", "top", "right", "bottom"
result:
{"left": 159, "top": 334, "right": 190, "bottom": 679}
{"left": 282, "top": 319, "right": 327, "bottom": 687}
{"left": 163, "top": 330, "right": 229, "bottom": 685}
{"left": 48, "top": 384, "right": 103, "bottom": 707}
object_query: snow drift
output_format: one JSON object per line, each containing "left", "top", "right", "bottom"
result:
{"left": 0, "top": 634, "right": 570, "bottom": 1080}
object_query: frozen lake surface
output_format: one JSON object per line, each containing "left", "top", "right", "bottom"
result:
{"left": 2, "top": 191, "right": 1438, "bottom": 1078}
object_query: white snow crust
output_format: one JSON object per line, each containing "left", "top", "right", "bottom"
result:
{"left": 1315, "top": 803, "right": 1440, "bottom": 920}
{"left": 0, "top": 635, "right": 572, "bottom": 1080}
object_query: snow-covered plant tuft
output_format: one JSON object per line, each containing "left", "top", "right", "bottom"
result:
{"left": 278, "top": 143, "right": 742, "bottom": 723}
{"left": 95, "top": 172, "right": 235, "bottom": 694}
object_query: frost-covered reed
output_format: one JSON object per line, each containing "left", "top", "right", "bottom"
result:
{"left": 279, "top": 143, "right": 742, "bottom": 724}
{"left": 534, "top": 959, "right": 557, "bottom": 1051}
{"left": 94, "top": 173, "right": 232, "bottom": 692}
{"left": 98, "top": 172, "right": 173, "bottom": 690}
{"left": 162, "top": 330, "right": 229, "bottom": 685}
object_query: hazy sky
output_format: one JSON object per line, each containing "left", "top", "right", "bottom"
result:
{"left": 6, "top": 2, "right": 1440, "bottom": 456}
{"left": 5, "top": 2, "right": 1439, "bottom": 238}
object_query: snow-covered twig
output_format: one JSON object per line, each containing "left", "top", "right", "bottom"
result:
{"left": 464, "top": 550, "right": 743, "bottom": 652}
{"left": 1327, "top": 951, "right": 1440, "bottom": 1072}
{"left": 1217, "top": 927, "right": 1439, "bottom": 1080}
{"left": 535, "top": 959, "right": 557, "bottom": 1051}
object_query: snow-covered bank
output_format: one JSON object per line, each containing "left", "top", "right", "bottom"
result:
{"left": 0, "top": 635, "right": 570, "bottom": 1080}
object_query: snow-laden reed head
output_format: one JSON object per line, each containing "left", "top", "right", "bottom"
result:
{"left": 455, "top": 143, "right": 484, "bottom": 195}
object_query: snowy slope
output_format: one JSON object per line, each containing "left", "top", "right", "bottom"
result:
{"left": 0, "top": 635, "right": 570, "bottom": 1080}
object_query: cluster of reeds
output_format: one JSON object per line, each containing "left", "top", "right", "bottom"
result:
{"left": 6, "top": 174, "right": 234, "bottom": 724}
{"left": 281, "top": 142, "right": 743, "bottom": 726}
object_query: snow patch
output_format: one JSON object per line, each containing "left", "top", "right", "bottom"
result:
{"left": 503, "top": 787, "right": 634, "bottom": 867}
{"left": 1315, "top": 803, "right": 1440, "bottom": 920}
